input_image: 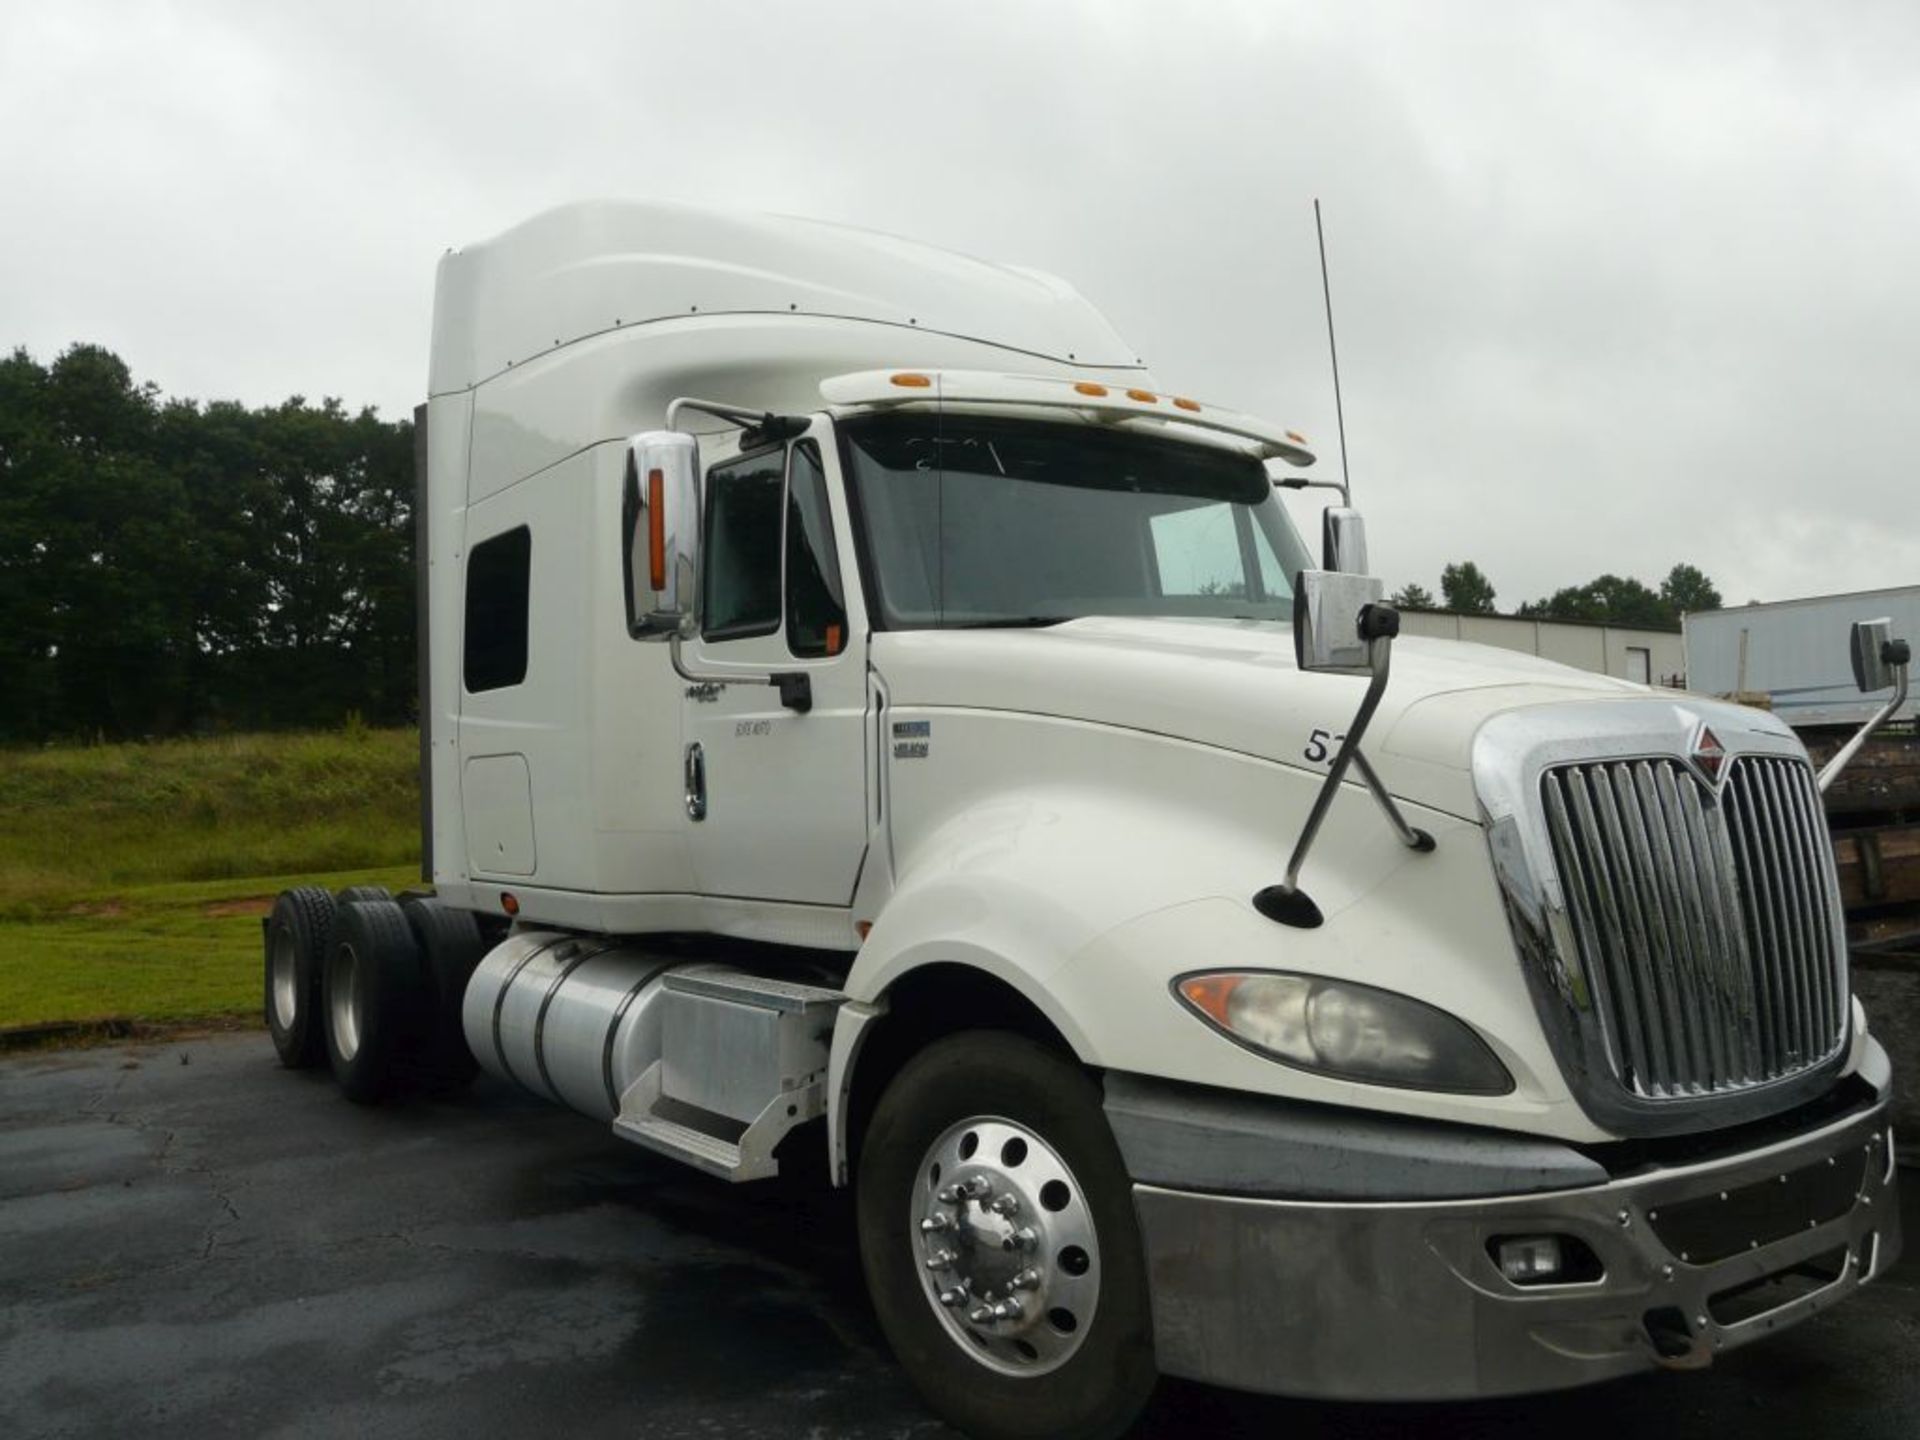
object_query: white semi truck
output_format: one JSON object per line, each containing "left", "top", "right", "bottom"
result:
{"left": 264, "top": 201, "right": 1903, "bottom": 1439}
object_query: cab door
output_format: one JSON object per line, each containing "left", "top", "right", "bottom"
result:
{"left": 680, "top": 427, "right": 870, "bottom": 905}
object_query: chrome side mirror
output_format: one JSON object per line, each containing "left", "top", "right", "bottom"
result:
{"left": 624, "top": 430, "right": 701, "bottom": 635}
{"left": 1819, "top": 618, "right": 1911, "bottom": 793}
{"left": 1268, "top": 569, "right": 1433, "bottom": 928}
{"left": 1321, "top": 506, "right": 1369, "bottom": 575}
{"left": 1293, "top": 569, "right": 1384, "bottom": 675}
{"left": 1850, "top": 617, "right": 1907, "bottom": 693}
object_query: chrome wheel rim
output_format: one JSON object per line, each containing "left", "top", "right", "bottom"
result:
{"left": 270, "top": 928, "right": 300, "bottom": 1031}
{"left": 912, "top": 1115, "right": 1099, "bottom": 1376}
{"left": 329, "top": 944, "right": 362, "bottom": 1062}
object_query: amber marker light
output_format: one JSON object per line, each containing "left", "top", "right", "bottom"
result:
{"left": 1125, "top": 388, "right": 1158, "bottom": 403}
{"left": 501, "top": 892, "right": 521, "bottom": 917}
{"left": 1286, "top": 429, "right": 1309, "bottom": 445}
{"left": 855, "top": 920, "right": 873, "bottom": 940}
{"left": 890, "top": 372, "right": 933, "bottom": 387}
{"left": 1172, "top": 397, "right": 1201, "bottom": 412}
{"left": 1073, "top": 382, "right": 1109, "bottom": 397}
{"left": 1176, "top": 973, "right": 1243, "bottom": 1026}
{"left": 647, "top": 468, "right": 667, "bottom": 590}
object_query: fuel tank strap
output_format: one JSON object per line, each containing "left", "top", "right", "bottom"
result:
{"left": 531, "top": 939, "right": 622, "bottom": 1100}
{"left": 601, "top": 960, "right": 674, "bottom": 1114}
{"left": 490, "top": 935, "right": 571, "bottom": 1091}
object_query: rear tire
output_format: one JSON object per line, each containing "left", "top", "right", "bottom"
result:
{"left": 322, "top": 898, "right": 427, "bottom": 1104}
{"left": 857, "top": 1031, "right": 1156, "bottom": 1440}
{"left": 264, "top": 887, "right": 336, "bottom": 1069}
{"left": 335, "top": 884, "right": 392, "bottom": 906}
{"left": 399, "top": 895, "right": 487, "bottom": 1088}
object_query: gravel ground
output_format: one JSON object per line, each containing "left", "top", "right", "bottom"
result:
{"left": 1, "top": 1033, "right": 1914, "bottom": 1439}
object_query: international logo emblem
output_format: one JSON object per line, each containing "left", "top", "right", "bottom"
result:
{"left": 1691, "top": 725, "right": 1727, "bottom": 784}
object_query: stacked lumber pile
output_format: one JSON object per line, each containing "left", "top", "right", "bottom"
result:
{"left": 1801, "top": 729, "right": 1920, "bottom": 944}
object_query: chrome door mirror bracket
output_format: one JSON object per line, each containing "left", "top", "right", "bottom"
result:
{"left": 1258, "top": 572, "right": 1435, "bottom": 928}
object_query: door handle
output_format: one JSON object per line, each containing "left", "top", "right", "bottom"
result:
{"left": 684, "top": 742, "right": 707, "bottom": 821}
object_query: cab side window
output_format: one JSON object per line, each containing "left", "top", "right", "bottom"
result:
{"left": 464, "top": 525, "right": 531, "bottom": 691}
{"left": 785, "top": 442, "right": 847, "bottom": 657}
{"left": 702, "top": 449, "right": 784, "bottom": 640}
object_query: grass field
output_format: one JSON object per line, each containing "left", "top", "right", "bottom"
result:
{"left": 0, "top": 727, "right": 421, "bottom": 1031}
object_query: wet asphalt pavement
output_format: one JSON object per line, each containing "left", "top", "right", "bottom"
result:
{"left": 1, "top": 1034, "right": 1916, "bottom": 1439}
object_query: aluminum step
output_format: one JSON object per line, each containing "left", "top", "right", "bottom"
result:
{"left": 610, "top": 1058, "right": 819, "bottom": 1183}
{"left": 612, "top": 1110, "right": 759, "bottom": 1181}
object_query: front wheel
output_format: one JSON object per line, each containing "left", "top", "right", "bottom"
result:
{"left": 857, "top": 1032, "right": 1156, "bottom": 1440}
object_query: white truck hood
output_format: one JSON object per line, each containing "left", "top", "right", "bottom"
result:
{"left": 871, "top": 616, "right": 1651, "bottom": 820}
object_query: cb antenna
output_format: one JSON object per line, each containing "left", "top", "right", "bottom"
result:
{"left": 1314, "top": 198, "right": 1351, "bottom": 502}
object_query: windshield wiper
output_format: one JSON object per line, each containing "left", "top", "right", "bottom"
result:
{"left": 940, "top": 616, "right": 1072, "bottom": 629}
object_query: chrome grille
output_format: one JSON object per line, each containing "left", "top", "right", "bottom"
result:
{"left": 1540, "top": 755, "right": 1845, "bottom": 1099}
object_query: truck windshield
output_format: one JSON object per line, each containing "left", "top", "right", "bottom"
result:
{"left": 840, "top": 413, "right": 1314, "bottom": 630}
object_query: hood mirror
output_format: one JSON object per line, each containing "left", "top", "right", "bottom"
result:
{"left": 1820, "top": 618, "right": 1911, "bottom": 793}
{"left": 1850, "top": 617, "right": 1906, "bottom": 694}
{"left": 1294, "top": 570, "right": 1383, "bottom": 675}
{"left": 1263, "top": 569, "right": 1435, "bottom": 928}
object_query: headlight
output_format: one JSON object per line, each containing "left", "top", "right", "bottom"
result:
{"left": 1173, "top": 971, "right": 1513, "bottom": 1095}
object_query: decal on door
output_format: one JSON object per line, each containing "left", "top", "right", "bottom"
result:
{"left": 892, "top": 719, "right": 931, "bottom": 760}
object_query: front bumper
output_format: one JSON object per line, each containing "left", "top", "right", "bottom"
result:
{"left": 1126, "top": 1084, "right": 1900, "bottom": 1400}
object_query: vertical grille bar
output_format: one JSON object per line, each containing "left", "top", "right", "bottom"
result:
{"left": 1734, "top": 765, "right": 1787, "bottom": 1061}
{"left": 1754, "top": 764, "right": 1813, "bottom": 1064}
{"left": 1536, "top": 753, "right": 1844, "bottom": 1100}
{"left": 1557, "top": 770, "right": 1666, "bottom": 1084}
{"left": 1632, "top": 762, "right": 1715, "bottom": 1088}
{"left": 1674, "top": 773, "right": 1761, "bottom": 1083}
{"left": 1779, "top": 763, "right": 1843, "bottom": 1052}
{"left": 1764, "top": 763, "right": 1820, "bottom": 1058}
{"left": 1658, "top": 762, "right": 1748, "bottom": 1085}
{"left": 1594, "top": 766, "right": 1691, "bottom": 1088}
{"left": 1547, "top": 773, "right": 1646, "bottom": 1086}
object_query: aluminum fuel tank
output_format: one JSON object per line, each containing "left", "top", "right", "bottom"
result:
{"left": 461, "top": 929, "right": 684, "bottom": 1121}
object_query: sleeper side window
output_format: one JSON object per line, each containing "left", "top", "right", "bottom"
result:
{"left": 785, "top": 441, "right": 847, "bottom": 657}
{"left": 464, "top": 525, "right": 531, "bottom": 692}
{"left": 702, "top": 449, "right": 784, "bottom": 641}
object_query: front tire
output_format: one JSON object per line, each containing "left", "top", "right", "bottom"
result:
{"left": 857, "top": 1032, "right": 1156, "bottom": 1440}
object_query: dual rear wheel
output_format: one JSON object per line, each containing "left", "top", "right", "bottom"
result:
{"left": 264, "top": 886, "right": 485, "bottom": 1102}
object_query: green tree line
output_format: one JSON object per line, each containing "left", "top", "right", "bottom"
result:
{"left": 1391, "top": 560, "right": 1722, "bottom": 630}
{"left": 0, "top": 344, "right": 414, "bottom": 743}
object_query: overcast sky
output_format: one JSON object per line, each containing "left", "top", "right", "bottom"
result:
{"left": 3, "top": 1, "right": 1915, "bottom": 609}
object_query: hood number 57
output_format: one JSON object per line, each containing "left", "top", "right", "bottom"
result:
{"left": 1303, "top": 729, "right": 1346, "bottom": 765}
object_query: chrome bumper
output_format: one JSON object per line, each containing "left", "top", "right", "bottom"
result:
{"left": 1134, "top": 1094, "right": 1899, "bottom": 1400}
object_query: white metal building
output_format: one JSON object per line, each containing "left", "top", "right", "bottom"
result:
{"left": 1398, "top": 611, "right": 1686, "bottom": 687}
{"left": 1684, "top": 585, "right": 1920, "bottom": 727}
